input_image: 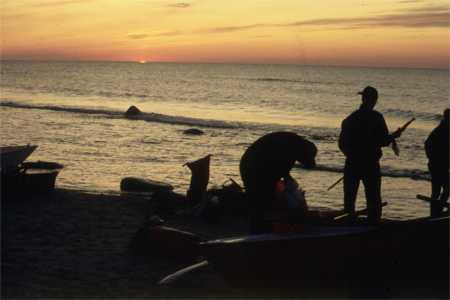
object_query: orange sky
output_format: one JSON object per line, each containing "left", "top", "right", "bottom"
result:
{"left": 1, "top": 0, "right": 449, "bottom": 68}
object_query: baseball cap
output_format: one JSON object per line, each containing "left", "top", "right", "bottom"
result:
{"left": 358, "top": 86, "right": 378, "bottom": 99}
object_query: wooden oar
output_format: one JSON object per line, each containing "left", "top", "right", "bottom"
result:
{"left": 334, "top": 201, "right": 388, "bottom": 220}
{"left": 327, "top": 176, "right": 343, "bottom": 191}
{"left": 416, "top": 194, "right": 449, "bottom": 217}
{"left": 328, "top": 118, "right": 416, "bottom": 191}
{"left": 391, "top": 117, "right": 415, "bottom": 156}
{"left": 416, "top": 194, "right": 449, "bottom": 209}
{"left": 158, "top": 260, "right": 209, "bottom": 285}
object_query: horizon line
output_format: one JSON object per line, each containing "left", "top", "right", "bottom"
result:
{"left": 1, "top": 58, "right": 448, "bottom": 71}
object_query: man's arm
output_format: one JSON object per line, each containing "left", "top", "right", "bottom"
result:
{"left": 378, "top": 115, "right": 402, "bottom": 147}
{"left": 338, "top": 119, "right": 349, "bottom": 156}
{"left": 425, "top": 127, "right": 439, "bottom": 160}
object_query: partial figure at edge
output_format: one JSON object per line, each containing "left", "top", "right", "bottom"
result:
{"left": 425, "top": 108, "right": 449, "bottom": 216}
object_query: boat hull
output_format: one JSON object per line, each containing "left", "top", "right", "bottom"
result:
{"left": 200, "top": 217, "right": 449, "bottom": 290}
{"left": 1, "top": 161, "right": 64, "bottom": 197}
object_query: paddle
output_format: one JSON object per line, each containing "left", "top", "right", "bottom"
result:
{"left": 416, "top": 194, "right": 450, "bottom": 207}
{"left": 327, "top": 176, "right": 343, "bottom": 191}
{"left": 158, "top": 260, "right": 209, "bottom": 285}
{"left": 327, "top": 118, "right": 416, "bottom": 191}
{"left": 416, "top": 194, "right": 449, "bottom": 217}
{"left": 334, "top": 201, "right": 388, "bottom": 220}
{"left": 391, "top": 117, "right": 415, "bottom": 156}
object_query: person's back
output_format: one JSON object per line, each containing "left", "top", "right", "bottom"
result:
{"left": 240, "top": 131, "right": 317, "bottom": 233}
{"left": 241, "top": 132, "right": 313, "bottom": 184}
{"left": 339, "top": 108, "right": 390, "bottom": 164}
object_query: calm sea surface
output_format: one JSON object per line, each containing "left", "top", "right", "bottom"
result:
{"left": 1, "top": 61, "right": 448, "bottom": 219}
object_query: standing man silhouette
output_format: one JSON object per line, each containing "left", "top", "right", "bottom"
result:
{"left": 338, "top": 86, "right": 402, "bottom": 224}
{"left": 425, "top": 108, "right": 449, "bottom": 216}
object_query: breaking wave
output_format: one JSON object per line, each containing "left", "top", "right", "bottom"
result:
{"left": 297, "top": 163, "right": 430, "bottom": 181}
{"left": 0, "top": 101, "right": 240, "bottom": 129}
{"left": 250, "top": 77, "right": 323, "bottom": 85}
{"left": 0, "top": 99, "right": 431, "bottom": 147}
{"left": 383, "top": 108, "right": 441, "bottom": 122}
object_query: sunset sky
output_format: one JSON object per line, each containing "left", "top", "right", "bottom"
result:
{"left": 1, "top": 0, "right": 449, "bottom": 68}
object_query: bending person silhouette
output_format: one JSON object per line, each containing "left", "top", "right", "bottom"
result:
{"left": 240, "top": 132, "right": 317, "bottom": 234}
{"left": 425, "top": 108, "right": 449, "bottom": 216}
{"left": 339, "top": 86, "right": 402, "bottom": 224}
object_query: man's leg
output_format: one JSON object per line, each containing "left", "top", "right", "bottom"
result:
{"left": 242, "top": 172, "right": 274, "bottom": 234}
{"left": 436, "top": 170, "right": 449, "bottom": 215}
{"left": 429, "top": 165, "right": 448, "bottom": 216}
{"left": 435, "top": 168, "right": 449, "bottom": 202}
{"left": 247, "top": 186, "right": 275, "bottom": 234}
{"left": 440, "top": 177, "right": 449, "bottom": 202}
{"left": 439, "top": 179, "right": 449, "bottom": 216}
{"left": 430, "top": 176, "right": 442, "bottom": 200}
{"left": 430, "top": 179, "right": 443, "bottom": 216}
{"left": 343, "top": 161, "right": 360, "bottom": 218}
{"left": 362, "top": 163, "right": 382, "bottom": 225}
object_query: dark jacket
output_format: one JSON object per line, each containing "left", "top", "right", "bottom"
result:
{"left": 240, "top": 132, "right": 311, "bottom": 185}
{"left": 425, "top": 120, "right": 449, "bottom": 169}
{"left": 339, "top": 107, "right": 392, "bottom": 163}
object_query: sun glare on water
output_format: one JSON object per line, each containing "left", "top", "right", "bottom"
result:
{"left": 138, "top": 60, "right": 146, "bottom": 64}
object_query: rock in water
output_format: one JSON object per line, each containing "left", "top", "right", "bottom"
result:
{"left": 183, "top": 128, "right": 204, "bottom": 135}
{"left": 124, "top": 105, "right": 142, "bottom": 118}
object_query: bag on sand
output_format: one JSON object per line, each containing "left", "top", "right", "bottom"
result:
{"left": 184, "top": 154, "right": 211, "bottom": 205}
{"left": 283, "top": 177, "right": 308, "bottom": 212}
{"left": 271, "top": 177, "right": 309, "bottom": 233}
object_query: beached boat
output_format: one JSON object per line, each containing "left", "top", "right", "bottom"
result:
{"left": 199, "top": 216, "right": 449, "bottom": 289}
{"left": 20, "top": 161, "right": 64, "bottom": 192}
{"left": 0, "top": 145, "right": 37, "bottom": 172}
{"left": 2, "top": 161, "right": 64, "bottom": 196}
{"left": 1, "top": 145, "right": 64, "bottom": 196}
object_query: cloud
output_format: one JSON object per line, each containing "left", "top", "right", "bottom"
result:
{"left": 370, "top": 12, "right": 448, "bottom": 28}
{"left": 204, "top": 24, "right": 269, "bottom": 33}
{"left": 152, "top": 30, "right": 182, "bottom": 36}
{"left": 125, "top": 4, "right": 448, "bottom": 39}
{"left": 128, "top": 31, "right": 182, "bottom": 39}
{"left": 31, "top": 0, "right": 94, "bottom": 7}
{"left": 128, "top": 34, "right": 149, "bottom": 40}
{"left": 399, "top": 4, "right": 449, "bottom": 12}
{"left": 168, "top": 3, "right": 190, "bottom": 8}
{"left": 201, "top": 6, "right": 449, "bottom": 34}
{"left": 397, "top": 0, "right": 424, "bottom": 3}
{"left": 286, "top": 10, "right": 449, "bottom": 29}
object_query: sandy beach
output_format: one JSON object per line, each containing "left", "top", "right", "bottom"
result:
{"left": 2, "top": 186, "right": 448, "bottom": 299}
{"left": 2, "top": 188, "right": 251, "bottom": 299}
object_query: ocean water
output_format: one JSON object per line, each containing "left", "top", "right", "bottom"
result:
{"left": 1, "top": 61, "right": 448, "bottom": 219}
